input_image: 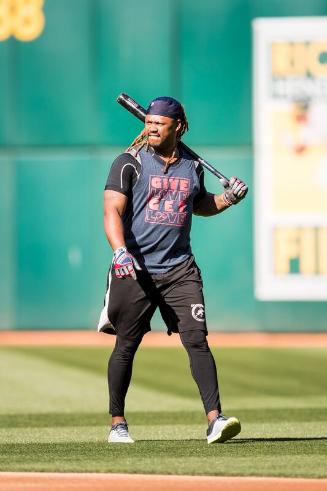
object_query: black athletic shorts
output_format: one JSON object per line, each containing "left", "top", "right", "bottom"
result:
{"left": 98, "top": 256, "right": 207, "bottom": 339}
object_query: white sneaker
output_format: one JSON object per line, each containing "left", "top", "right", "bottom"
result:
{"left": 108, "top": 422, "right": 135, "bottom": 443}
{"left": 207, "top": 414, "right": 241, "bottom": 444}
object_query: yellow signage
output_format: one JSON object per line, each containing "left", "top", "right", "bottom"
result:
{"left": 272, "top": 42, "right": 327, "bottom": 76}
{"left": 274, "top": 227, "right": 327, "bottom": 275}
{"left": 0, "top": 0, "right": 45, "bottom": 42}
{"left": 254, "top": 18, "right": 327, "bottom": 300}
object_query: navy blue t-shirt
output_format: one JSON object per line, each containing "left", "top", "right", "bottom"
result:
{"left": 105, "top": 146, "right": 206, "bottom": 273}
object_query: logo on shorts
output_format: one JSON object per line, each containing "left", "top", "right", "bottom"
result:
{"left": 191, "top": 304, "right": 205, "bottom": 322}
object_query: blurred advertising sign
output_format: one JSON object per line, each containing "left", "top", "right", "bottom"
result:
{"left": 0, "top": 0, "right": 45, "bottom": 42}
{"left": 253, "top": 18, "right": 327, "bottom": 300}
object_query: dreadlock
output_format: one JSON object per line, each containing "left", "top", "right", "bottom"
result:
{"left": 126, "top": 106, "right": 189, "bottom": 173}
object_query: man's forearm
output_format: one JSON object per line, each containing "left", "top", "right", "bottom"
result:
{"left": 104, "top": 209, "right": 126, "bottom": 250}
{"left": 194, "top": 176, "right": 248, "bottom": 216}
{"left": 193, "top": 193, "right": 230, "bottom": 217}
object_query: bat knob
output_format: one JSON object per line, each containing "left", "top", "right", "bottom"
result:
{"left": 117, "top": 93, "right": 127, "bottom": 103}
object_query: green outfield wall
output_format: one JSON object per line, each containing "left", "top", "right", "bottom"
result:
{"left": 0, "top": 0, "right": 326, "bottom": 331}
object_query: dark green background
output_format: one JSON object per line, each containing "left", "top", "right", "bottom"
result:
{"left": 1, "top": 0, "right": 326, "bottom": 330}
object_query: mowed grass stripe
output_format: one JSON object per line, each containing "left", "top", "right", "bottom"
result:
{"left": 6, "top": 346, "right": 327, "bottom": 398}
{"left": 0, "top": 442, "right": 326, "bottom": 477}
{"left": 0, "top": 349, "right": 200, "bottom": 415}
{"left": 0, "top": 350, "right": 108, "bottom": 414}
{"left": 1, "top": 407, "right": 326, "bottom": 428}
{"left": 0, "top": 422, "right": 325, "bottom": 444}
{"left": 1, "top": 439, "right": 325, "bottom": 457}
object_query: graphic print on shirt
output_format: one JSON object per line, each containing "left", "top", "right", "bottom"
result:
{"left": 145, "top": 175, "right": 191, "bottom": 227}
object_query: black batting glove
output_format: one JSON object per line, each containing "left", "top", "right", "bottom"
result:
{"left": 222, "top": 176, "right": 248, "bottom": 206}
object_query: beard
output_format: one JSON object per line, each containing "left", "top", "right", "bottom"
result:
{"left": 148, "top": 135, "right": 161, "bottom": 146}
{"left": 148, "top": 135, "right": 177, "bottom": 155}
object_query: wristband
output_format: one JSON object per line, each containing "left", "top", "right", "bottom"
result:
{"left": 113, "top": 246, "right": 127, "bottom": 256}
{"left": 222, "top": 193, "right": 233, "bottom": 207}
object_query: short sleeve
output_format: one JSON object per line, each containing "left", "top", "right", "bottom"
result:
{"left": 105, "top": 153, "right": 141, "bottom": 196}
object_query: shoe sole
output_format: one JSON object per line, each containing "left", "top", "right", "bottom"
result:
{"left": 207, "top": 417, "right": 241, "bottom": 444}
{"left": 108, "top": 438, "right": 135, "bottom": 444}
{"left": 108, "top": 433, "right": 135, "bottom": 444}
{"left": 108, "top": 440, "right": 134, "bottom": 444}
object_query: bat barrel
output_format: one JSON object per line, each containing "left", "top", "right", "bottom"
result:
{"left": 117, "top": 93, "right": 146, "bottom": 122}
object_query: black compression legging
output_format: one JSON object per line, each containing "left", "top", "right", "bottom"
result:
{"left": 179, "top": 330, "right": 221, "bottom": 414}
{"left": 108, "top": 334, "right": 143, "bottom": 417}
{"left": 108, "top": 330, "right": 221, "bottom": 417}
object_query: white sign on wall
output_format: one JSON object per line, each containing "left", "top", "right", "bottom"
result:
{"left": 253, "top": 17, "right": 327, "bottom": 300}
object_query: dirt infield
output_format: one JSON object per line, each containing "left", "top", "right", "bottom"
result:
{"left": 0, "top": 473, "right": 326, "bottom": 491}
{"left": 1, "top": 330, "right": 326, "bottom": 347}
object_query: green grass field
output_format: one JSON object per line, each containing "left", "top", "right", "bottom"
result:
{"left": 0, "top": 345, "right": 326, "bottom": 477}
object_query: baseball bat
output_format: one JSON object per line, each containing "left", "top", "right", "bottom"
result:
{"left": 117, "top": 93, "right": 230, "bottom": 188}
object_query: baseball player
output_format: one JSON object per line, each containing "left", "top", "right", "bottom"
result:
{"left": 98, "top": 96, "right": 248, "bottom": 444}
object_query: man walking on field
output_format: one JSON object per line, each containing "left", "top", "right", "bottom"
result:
{"left": 98, "top": 96, "right": 248, "bottom": 444}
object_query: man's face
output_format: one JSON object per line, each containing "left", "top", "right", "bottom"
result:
{"left": 145, "top": 114, "right": 180, "bottom": 151}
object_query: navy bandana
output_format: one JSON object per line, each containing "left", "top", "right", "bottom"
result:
{"left": 146, "top": 96, "right": 184, "bottom": 120}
